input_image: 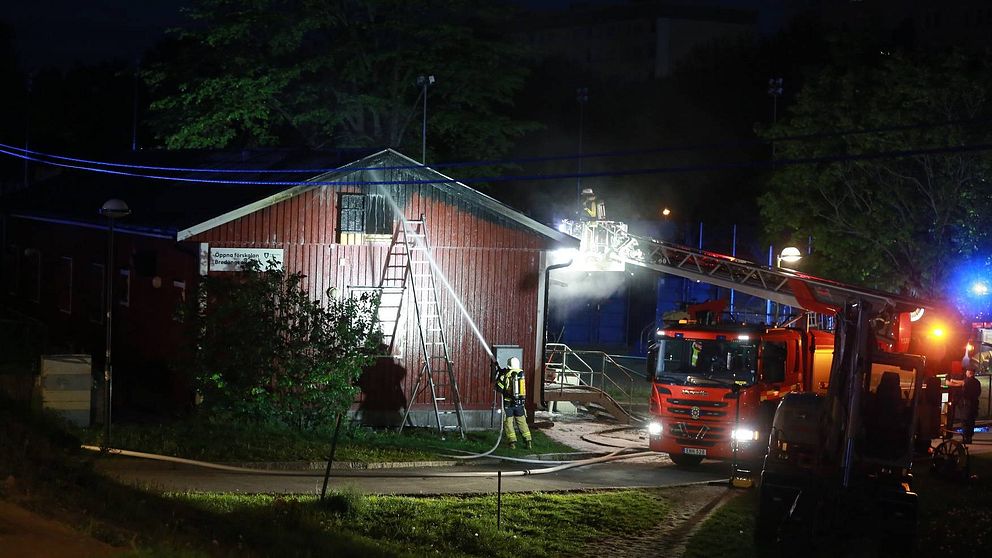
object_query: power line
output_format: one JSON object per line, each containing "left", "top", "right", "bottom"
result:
{"left": 2, "top": 140, "right": 992, "bottom": 189}
{"left": 1, "top": 115, "right": 990, "bottom": 177}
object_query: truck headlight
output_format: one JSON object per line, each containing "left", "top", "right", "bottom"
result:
{"left": 648, "top": 421, "right": 663, "bottom": 436}
{"left": 731, "top": 427, "right": 760, "bottom": 442}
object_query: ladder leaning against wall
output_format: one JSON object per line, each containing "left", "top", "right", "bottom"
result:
{"left": 378, "top": 218, "right": 465, "bottom": 438}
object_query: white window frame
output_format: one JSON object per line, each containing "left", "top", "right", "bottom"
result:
{"left": 5, "top": 244, "right": 19, "bottom": 295}
{"left": 26, "top": 248, "right": 41, "bottom": 304}
{"left": 172, "top": 280, "right": 186, "bottom": 322}
{"left": 58, "top": 256, "right": 73, "bottom": 314}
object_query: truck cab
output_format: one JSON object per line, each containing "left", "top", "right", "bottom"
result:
{"left": 645, "top": 324, "right": 833, "bottom": 468}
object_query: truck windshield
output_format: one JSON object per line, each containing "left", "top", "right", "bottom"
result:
{"left": 652, "top": 338, "right": 758, "bottom": 387}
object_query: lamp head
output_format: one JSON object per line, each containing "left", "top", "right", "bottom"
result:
{"left": 778, "top": 246, "right": 802, "bottom": 264}
{"left": 100, "top": 199, "right": 131, "bottom": 219}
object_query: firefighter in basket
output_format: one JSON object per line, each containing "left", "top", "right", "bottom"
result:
{"left": 493, "top": 357, "right": 533, "bottom": 449}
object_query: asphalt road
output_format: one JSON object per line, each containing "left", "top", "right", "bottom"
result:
{"left": 94, "top": 454, "right": 732, "bottom": 495}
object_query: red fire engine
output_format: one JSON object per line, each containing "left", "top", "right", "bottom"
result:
{"left": 562, "top": 221, "right": 961, "bottom": 481}
{"left": 646, "top": 322, "right": 834, "bottom": 473}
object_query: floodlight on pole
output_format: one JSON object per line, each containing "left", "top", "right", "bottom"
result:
{"left": 416, "top": 75, "right": 435, "bottom": 164}
{"left": 100, "top": 198, "right": 130, "bottom": 450}
{"left": 576, "top": 87, "right": 589, "bottom": 205}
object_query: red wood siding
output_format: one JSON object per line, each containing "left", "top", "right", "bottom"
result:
{"left": 189, "top": 184, "right": 552, "bottom": 411}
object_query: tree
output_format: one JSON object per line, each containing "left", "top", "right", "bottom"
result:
{"left": 759, "top": 48, "right": 992, "bottom": 301}
{"left": 144, "top": 0, "right": 537, "bottom": 162}
{"left": 183, "top": 262, "right": 382, "bottom": 429}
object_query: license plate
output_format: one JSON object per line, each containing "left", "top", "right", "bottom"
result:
{"left": 684, "top": 447, "right": 706, "bottom": 456}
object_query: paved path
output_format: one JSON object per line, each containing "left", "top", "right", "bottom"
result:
{"left": 94, "top": 427, "right": 992, "bottom": 496}
{"left": 95, "top": 454, "right": 732, "bottom": 495}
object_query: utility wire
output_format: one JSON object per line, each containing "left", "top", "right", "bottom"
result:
{"left": 3, "top": 140, "right": 992, "bottom": 188}
{"left": 1, "top": 115, "right": 990, "bottom": 176}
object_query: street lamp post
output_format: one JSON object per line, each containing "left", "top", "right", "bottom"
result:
{"left": 768, "top": 77, "right": 783, "bottom": 157}
{"left": 100, "top": 199, "right": 130, "bottom": 449}
{"left": 416, "top": 75, "right": 435, "bottom": 164}
{"left": 576, "top": 87, "right": 589, "bottom": 205}
{"left": 773, "top": 246, "right": 802, "bottom": 324}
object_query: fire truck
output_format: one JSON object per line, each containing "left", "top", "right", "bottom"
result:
{"left": 560, "top": 219, "right": 957, "bottom": 546}
{"left": 560, "top": 220, "right": 954, "bottom": 477}
{"left": 646, "top": 321, "right": 835, "bottom": 474}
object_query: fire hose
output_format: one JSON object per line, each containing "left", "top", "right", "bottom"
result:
{"left": 80, "top": 444, "right": 655, "bottom": 477}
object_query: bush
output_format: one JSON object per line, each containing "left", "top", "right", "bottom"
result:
{"left": 182, "top": 262, "right": 381, "bottom": 430}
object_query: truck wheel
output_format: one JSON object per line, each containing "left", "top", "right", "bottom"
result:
{"left": 669, "top": 453, "right": 703, "bottom": 467}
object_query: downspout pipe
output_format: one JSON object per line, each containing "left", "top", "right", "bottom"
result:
{"left": 541, "top": 257, "right": 574, "bottom": 409}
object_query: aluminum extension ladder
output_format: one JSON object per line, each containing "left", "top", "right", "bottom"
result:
{"left": 389, "top": 219, "right": 465, "bottom": 438}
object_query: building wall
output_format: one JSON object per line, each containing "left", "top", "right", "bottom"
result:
{"left": 187, "top": 183, "right": 552, "bottom": 417}
{"left": 2, "top": 215, "right": 199, "bottom": 413}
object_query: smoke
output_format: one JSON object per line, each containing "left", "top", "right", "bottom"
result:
{"left": 549, "top": 269, "right": 630, "bottom": 320}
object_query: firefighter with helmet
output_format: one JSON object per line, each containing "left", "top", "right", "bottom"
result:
{"left": 580, "top": 188, "right": 605, "bottom": 220}
{"left": 495, "top": 356, "right": 532, "bottom": 449}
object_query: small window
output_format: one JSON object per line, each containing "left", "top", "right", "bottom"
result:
{"left": 171, "top": 280, "right": 186, "bottom": 322}
{"left": 117, "top": 268, "right": 130, "bottom": 307}
{"left": 4, "top": 244, "right": 19, "bottom": 295}
{"left": 338, "top": 193, "right": 395, "bottom": 243}
{"left": 761, "top": 341, "right": 787, "bottom": 384}
{"left": 88, "top": 263, "right": 105, "bottom": 324}
{"left": 25, "top": 249, "right": 41, "bottom": 303}
{"left": 339, "top": 194, "right": 365, "bottom": 234}
{"left": 58, "top": 257, "right": 73, "bottom": 314}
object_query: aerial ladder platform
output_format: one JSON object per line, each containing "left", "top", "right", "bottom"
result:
{"left": 567, "top": 220, "right": 930, "bottom": 318}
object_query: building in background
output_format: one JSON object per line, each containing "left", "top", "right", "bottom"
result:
{"left": 1, "top": 149, "right": 576, "bottom": 427}
{"left": 517, "top": 1, "right": 757, "bottom": 82}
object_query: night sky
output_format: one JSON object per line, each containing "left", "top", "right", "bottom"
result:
{"left": 4, "top": 0, "right": 186, "bottom": 70}
{"left": 4, "top": 0, "right": 789, "bottom": 70}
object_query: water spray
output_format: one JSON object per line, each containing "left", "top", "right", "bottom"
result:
{"left": 382, "top": 190, "right": 494, "bottom": 360}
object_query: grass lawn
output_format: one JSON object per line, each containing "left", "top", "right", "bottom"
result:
{"left": 170, "top": 489, "right": 667, "bottom": 558}
{"left": 74, "top": 418, "right": 578, "bottom": 463}
{"left": 3, "top": 399, "right": 664, "bottom": 557}
{"left": 683, "top": 452, "right": 992, "bottom": 557}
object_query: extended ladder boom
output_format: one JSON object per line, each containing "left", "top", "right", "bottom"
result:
{"left": 577, "top": 221, "right": 929, "bottom": 316}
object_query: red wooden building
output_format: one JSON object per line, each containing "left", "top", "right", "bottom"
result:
{"left": 1, "top": 149, "right": 576, "bottom": 428}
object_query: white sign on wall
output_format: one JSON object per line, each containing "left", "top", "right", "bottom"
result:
{"left": 209, "top": 248, "right": 284, "bottom": 272}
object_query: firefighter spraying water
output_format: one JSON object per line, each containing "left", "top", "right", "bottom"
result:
{"left": 493, "top": 357, "right": 532, "bottom": 449}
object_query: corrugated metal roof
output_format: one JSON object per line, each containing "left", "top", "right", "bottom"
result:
{"left": 178, "top": 149, "right": 577, "bottom": 246}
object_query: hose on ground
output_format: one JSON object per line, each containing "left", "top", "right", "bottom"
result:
{"left": 81, "top": 444, "right": 656, "bottom": 478}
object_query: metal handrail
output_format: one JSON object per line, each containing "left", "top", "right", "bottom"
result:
{"left": 544, "top": 343, "right": 642, "bottom": 420}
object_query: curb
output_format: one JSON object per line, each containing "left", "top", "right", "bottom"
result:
{"left": 205, "top": 460, "right": 459, "bottom": 471}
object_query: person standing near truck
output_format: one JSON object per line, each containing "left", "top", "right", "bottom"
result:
{"left": 961, "top": 365, "right": 982, "bottom": 444}
{"left": 944, "top": 365, "right": 966, "bottom": 439}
